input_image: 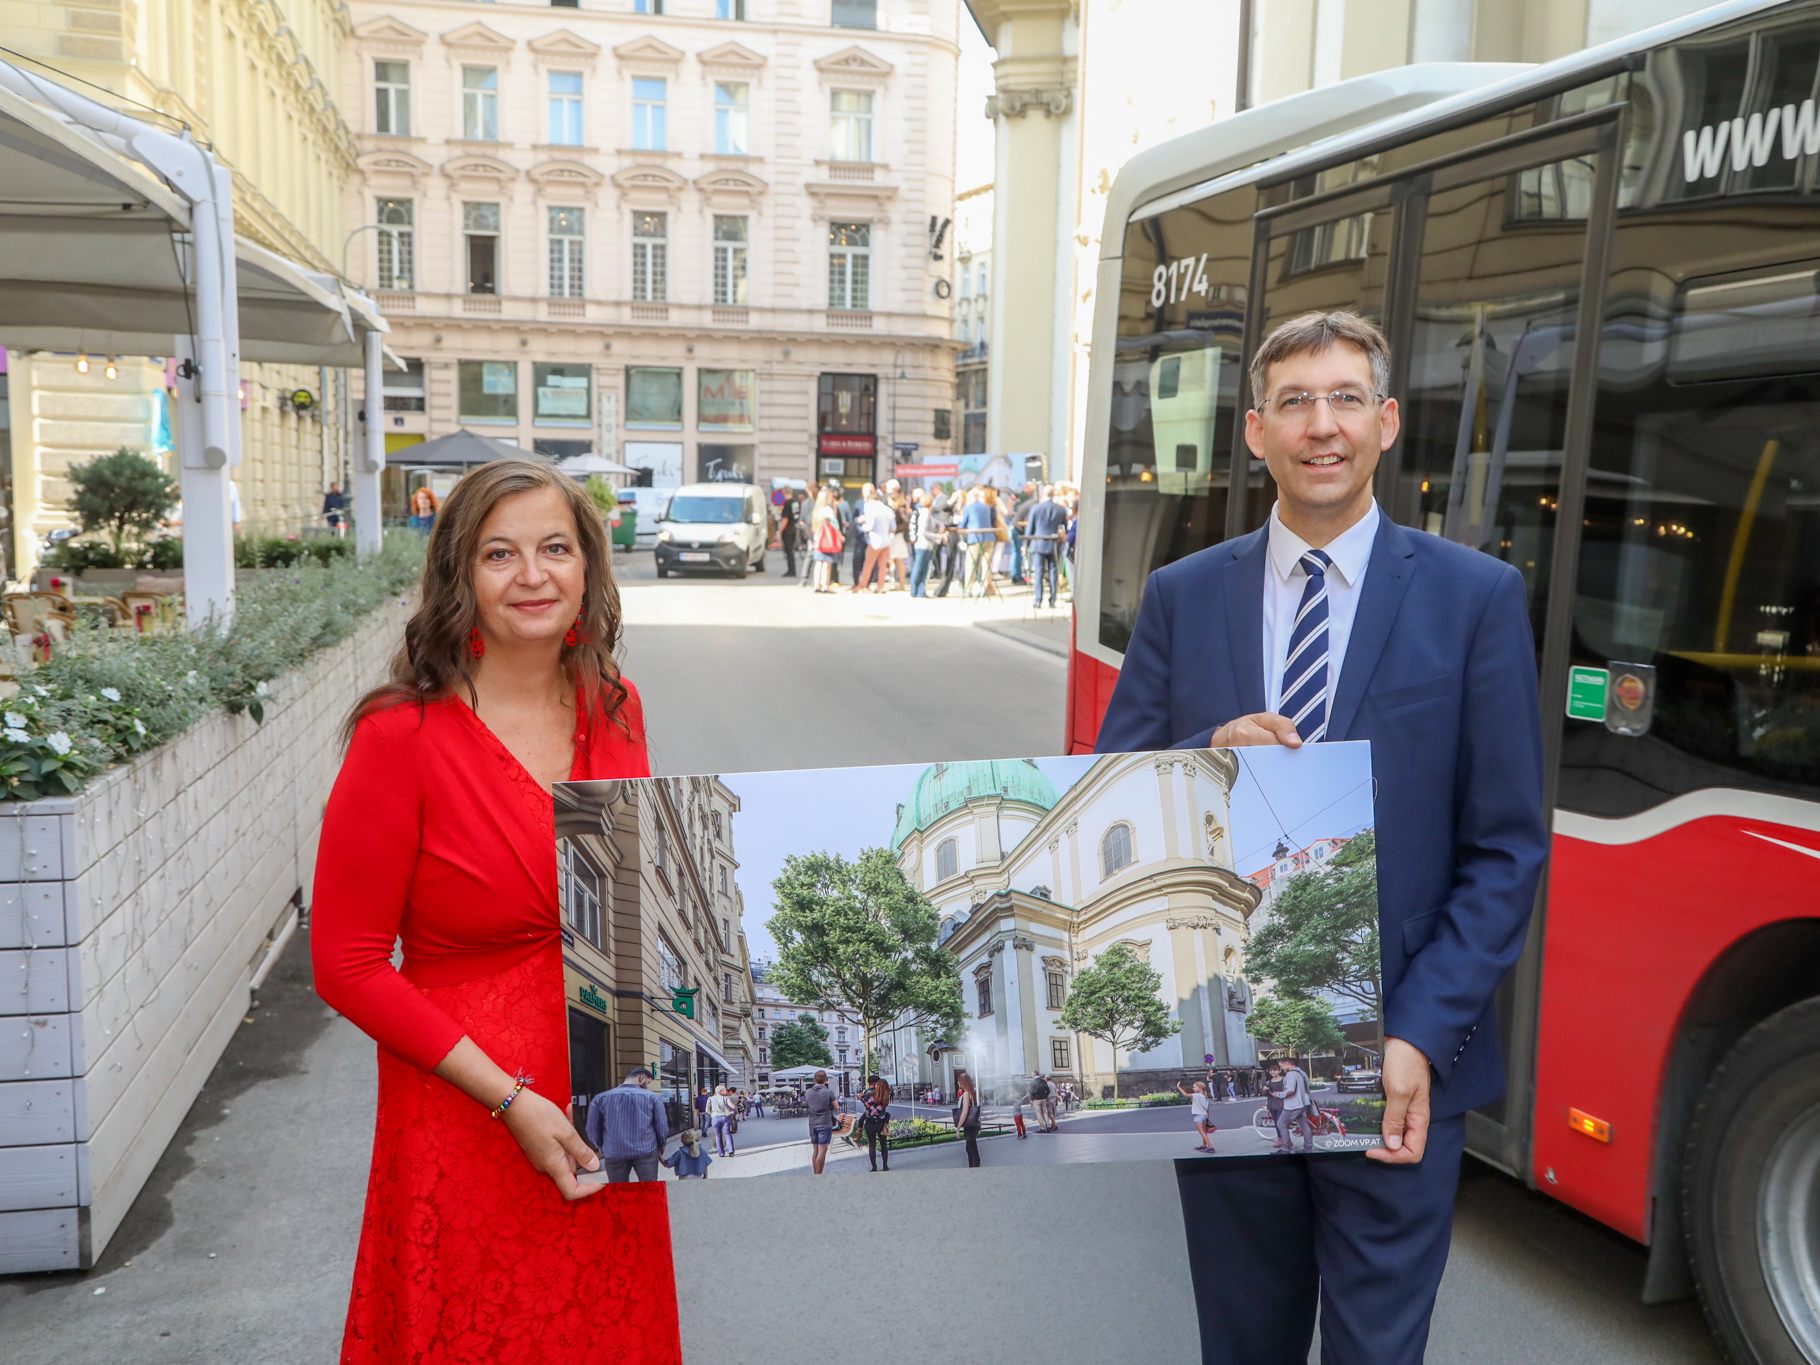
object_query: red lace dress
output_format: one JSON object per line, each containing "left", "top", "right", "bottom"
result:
{"left": 311, "top": 682, "right": 682, "bottom": 1365}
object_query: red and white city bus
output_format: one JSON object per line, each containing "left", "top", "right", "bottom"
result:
{"left": 1066, "top": 3, "right": 1820, "bottom": 1359}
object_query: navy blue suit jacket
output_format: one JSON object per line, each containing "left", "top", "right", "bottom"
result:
{"left": 1096, "top": 517, "right": 1548, "bottom": 1119}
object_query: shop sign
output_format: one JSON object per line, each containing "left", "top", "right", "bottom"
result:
{"left": 818, "top": 433, "right": 875, "bottom": 456}
{"left": 579, "top": 983, "right": 610, "bottom": 1016}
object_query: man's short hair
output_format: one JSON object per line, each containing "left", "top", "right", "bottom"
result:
{"left": 1248, "top": 310, "right": 1391, "bottom": 408}
{"left": 626, "top": 1066, "right": 652, "bottom": 1082}
{"left": 813, "top": 1069, "right": 828, "bottom": 1082}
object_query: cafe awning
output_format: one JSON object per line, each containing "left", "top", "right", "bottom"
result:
{"left": 389, "top": 428, "right": 545, "bottom": 467}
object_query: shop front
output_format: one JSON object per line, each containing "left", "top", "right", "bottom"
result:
{"left": 817, "top": 372, "right": 878, "bottom": 494}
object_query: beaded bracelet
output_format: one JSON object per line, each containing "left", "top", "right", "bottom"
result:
{"left": 489, "top": 1073, "right": 535, "bottom": 1120}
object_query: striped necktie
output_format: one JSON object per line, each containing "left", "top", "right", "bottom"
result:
{"left": 1279, "top": 549, "right": 1332, "bottom": 743}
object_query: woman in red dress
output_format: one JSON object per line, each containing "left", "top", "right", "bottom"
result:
{"left": 312, "top": 460, "right": 682, "bottom": 1364}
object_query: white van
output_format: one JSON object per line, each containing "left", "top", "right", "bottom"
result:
{"left": 653, "top": 482, "right": 769, "bottom": 578}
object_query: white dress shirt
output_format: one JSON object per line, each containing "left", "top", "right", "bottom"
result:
{"left": 1262, "top": 500, "right": 1380, "bottom": 718}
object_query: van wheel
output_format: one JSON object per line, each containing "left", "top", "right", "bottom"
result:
{"left": 753, "top": 552, "right": 766, "bottom": 574}
{"left": 656, "top": 565, "right": 669, "bottom": 579}
{"left": 1682, "top": 996, "right": 1820, "bottom": 1365}
{"left": 731, "top": 556, "right": 748, "bottom": 580}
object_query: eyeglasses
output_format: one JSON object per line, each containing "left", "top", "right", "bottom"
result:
{"left": 1266, "top": 389, "right": 1384, "bottom": 420}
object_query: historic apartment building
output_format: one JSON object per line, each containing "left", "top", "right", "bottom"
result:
{"left": 556, "top": 774, "right": 755, "bottom": 1129}
{"left": 345, "top": 0, "right": 962, "bottom": 496}
{"left": 751, "top": 969, "right": 864, "bottom": 1097}
{"left": 950, "top": 181, "right": 990, "bottom": 453}
{"left": 1, "top": 0, "right": 360, "bottom": 575}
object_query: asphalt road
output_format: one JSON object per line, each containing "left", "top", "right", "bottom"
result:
{"left": 0, "top": 557, "right": 1725, "bottom": 1364}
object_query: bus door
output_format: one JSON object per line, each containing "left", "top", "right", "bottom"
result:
{"left": 1249, "top": 117, "right": 1625, "bottom": 1177}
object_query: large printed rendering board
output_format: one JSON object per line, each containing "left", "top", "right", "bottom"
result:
{"left": 555, "top": 742, "right": 1383, "bottom": 1186}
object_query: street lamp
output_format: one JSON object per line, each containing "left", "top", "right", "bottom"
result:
{"left": 342, "top": 222, "right": 386, "bottom": 285}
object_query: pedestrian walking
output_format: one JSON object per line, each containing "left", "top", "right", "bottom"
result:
{"left": 322, "top": 482, "right": 348, "bottom": 537}
{"left": 661, "top": 1128, "right": 713, "bottom": 1179}
{"left": 585, "top": 1065, "right": 670, "bottom": 1182}
{"left": 851, "top": 483, "right": 893, "bottom": 593}
{"left": 1177, "top": 1080, "right": 1217, "bottom": 1152}
{"left": 1095, "top": 309, "right": 1549, "bottom": 1364}
{"left": 959, "top": 488, "right": 996, "bottom": 597}
{"left": 752, "top": 1091, "right": 766, "bottom": 1118}
{"left": 709, "top": 1085, "right": 737, "bottom": 1157}
{"left": 779, "top": 485, "right": 803, "bottom": 580}
{"left": 1012, "top": 1098, "right": 1028, "bottom": 1139}
{"left": 1028, "top": 1072, "right": 1057, "bottom": 1131}
{"left": 311, "top": 458, "right": 674, "bottom": 1362}
{"left": 1264, "top": 1061, "right": 1287, "bottom": 1151}
{"left": 809, "top": 488, "right": 844, "bottom": 594}
{"left": 804, "top": 1069, "right": 838, "bottom": 1175}
{"left": 862, "top": 1074, "right": 893, "bottom": 1172}
{"left": 955, "top": 1069, "right": 983, "bottom": 1168}
{"left": 694, "top": 1085, "right": 711, "bottom": 1131}
{"left": 1276, "top": 1058, "right": 1315, "bottom": 1155}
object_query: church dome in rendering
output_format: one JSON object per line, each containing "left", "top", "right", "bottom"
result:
{"left": 891, "top": 759, "right": 1060, "bottom": 850}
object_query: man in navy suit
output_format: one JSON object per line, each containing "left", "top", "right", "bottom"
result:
{"left": 1025, "top": 486, "right": 1070, "bottom": 608}
{"left": 1096, "top": 311, "right": 1547, "bottom": 1363}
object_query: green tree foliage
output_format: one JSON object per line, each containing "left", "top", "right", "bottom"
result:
{"left": 765, "top": 848, "right": 964, "bottom": 1079}
{"left": 768, "top": 1013, "right": 833, "bottom": 1071}
{"left": 1244, "top": 830, "right": 1382, "bottom": 1051}
{"left": 1245, "top": 994, "right": 1344, "bottom": 1068}
{"left": 584, "top": 475, "right": 619, "bottom": 518}
{"left": 67, "top": 448, "right": 180, "bottom": 556}
{"left": 1057, "top": 943, "right": 1182, "bottom": 1078}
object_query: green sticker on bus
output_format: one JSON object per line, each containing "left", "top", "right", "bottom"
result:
{"left": 1566, "top": 666, "right": 1609, "bottom": 721}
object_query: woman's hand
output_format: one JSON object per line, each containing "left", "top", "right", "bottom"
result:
{"left": 501, "top": 1089, "right": 607, "bottom": 1201}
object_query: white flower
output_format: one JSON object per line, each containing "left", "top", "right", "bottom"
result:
{"left": 4, "top": 727, "right": 28, "bottom": 744}
{"left": 45, "top": 732, "right": 71, "bottom": 756}
{"left": 255, "top": 681, "right": 270, "bottom": 698}
{"left": 185, "top": 671, "right": 199, "bottom": 687}
{"left": 30, "top": 685, "right": 48, "bottom": 697}
{"left": 4, "top": 713, "right": 25, "bottom": 729}
{"left": 132, "top": 718, "right": 146, "bottom": 736}
{"left": 100, "top": 687, "right": 122, "bottom": 703}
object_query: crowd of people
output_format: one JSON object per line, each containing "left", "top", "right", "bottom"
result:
{"left": 776, "top": 477, "right": 1081, "bottom": 605}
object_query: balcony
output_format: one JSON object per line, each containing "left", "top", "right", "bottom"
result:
{"left": 630, "top": 302, "right": 670, "bottom": 323}
{"left": 357, "top": 292, "right": 957, "bottom": 340}
{"left": 545, "top": 298, "right": 587, "bottom": 320}
{"left": 710, "top": 307, "right": 749, "bottom": 327}
{"left": 376, "top": 291, "right": 416, "bottom": 312}
{"left": 828, "top": 310, "right": 873, "bottom": 331}
{"left": 462, "top": 296, "right": 503, "bottom": 316}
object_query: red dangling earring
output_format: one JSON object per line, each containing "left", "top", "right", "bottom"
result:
{"left": 564, "top": 614, "right": 583, "bottom": 649}
{"left": 468, "top": 627, "right": 485, "bottom": 659}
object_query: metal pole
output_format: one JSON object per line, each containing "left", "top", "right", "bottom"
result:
{"left": 1235, "top": 0, "right": 1256, "bottom": 113}
{"left": 355, "top": 330, "right": 385, "bottom": 558}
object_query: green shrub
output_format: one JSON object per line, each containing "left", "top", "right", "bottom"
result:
{"left": 68, "top": 448, "right": 178, "bottom": 556}
{"left": 1083, "top": 1098, "right": 1139, "bottom": 1110}
{"left": 41, "top": 539, "right": 132, "bottom": 573}
{"left": 1138, "top": 1091, "right": 1189, "bottom": 1105}
{"left": 886, "top": 1117, "right": 953, "bottom": 1144}
{"left": 0, "top": 534, "right": 424, "bottom": 801}
{"left": 144, "top": 537, "right": 185, "bottom": 571}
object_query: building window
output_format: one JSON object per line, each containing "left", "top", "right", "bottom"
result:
{"left": 720, "top": 917, "right": 729, "bottom": 947}
{"left": 717, "top": 0, "right": 747, "bottom": 17}
{"left": 723, "top": 973, "right": 734, "bottom": 1003}
{"left": 559, "top": 841, "right": 603, "bottom": 948}
{"left": 632, "top": 210, "right": 668, "bottom": 301}
{"left": 713, "top": 812, "right": 723, "bottom": 839}
{"left": 462, "top": 66, "right": 498, "bottom": 141}
{"left": 832, "top": 0, "right": 877, "bottom": 29}
{"left": 828, "top": 222, "right": 870, "bottom": 310}
{"left": 758, "top": 1048, "right": 767, "bottom": 1064}
{"left": 627, "top": 367, "right": 683, "bottom": 428}
{"left": 1046, "top": 968, "right": 1066, "bottom": 1011}
{"left": 933, "top": 407, "right": 952, "bottom": 440}
{"left": 1101, "top": 823, "right": 1135, "bottom": 879}
{"left": 837, "top": 1048, "right": 848, "bottom": 1066}
{"left": 699, "top": 370, "right": 756, "bottom": 433}
{"left": 935, "top": 838, "right": 958, "bottom": 881}
{"left": 546, "top": 205, "right": 586, "bottom": 298}
{"left": 659, "top": 935, "right": 684, "bottom": 995}
{"left": 830, "top": 89, "right": 873, "bottom": 162}
{"left": 635, "top": 0, "right": 664, "bottom": 12}
{"left": 714, "top": 82, "right": 750, "bottom": 156}
{"left": 632, "top": 77, "right": 667, "bottom": 151}
{"left": 757, "top": 1024, "right": 766, "bottom": 1039}
{"left": 712, "top": 215, "right": 749, "bottom": 305}
{"left": 374, "top": 61, "right": 410, "bottom": 136}
{"left": 534, "top": 362, "right": 590, "bottom": 425}
{"left": 375, "top": 198, "right": 414, "bottom": 290}
{"left": 836, "top": 1027, "right": 847, "bottom": 1042}
{"left": 976, "top": 972, "right": 992, "bottom": 1017}
{"left": 548, "top": 71, "right": 584, "bottom": 146}
{"left": 462, "top": 202, "right": 500, "bottom": 295}
{"left": 458, "top": 361, "right": 518, "bottom": 423}
{"left": 718, "top": 866, "right": 728, "bottom": 893}
{"left": 1051, "top": 1038, "right": 1071, "bottom": 1072}
{"left": 382, "top": 358, "right": 425, "bottom": 412}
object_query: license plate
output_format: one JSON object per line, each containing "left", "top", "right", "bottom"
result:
{"left": 679, "top": 552, "right": 710, "bottom": 562}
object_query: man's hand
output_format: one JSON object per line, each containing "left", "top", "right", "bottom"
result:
{"left": 1366, "top": 1037, "right": 1432, "bottom": 1165}
{"left": 1210, "top": 713, "right": 1304, "bottom": 748}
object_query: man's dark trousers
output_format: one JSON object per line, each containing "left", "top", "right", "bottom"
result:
{"left": 1096, "top": 516, "right": 1546, "bottom": 1363}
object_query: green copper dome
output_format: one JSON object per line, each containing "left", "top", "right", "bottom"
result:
{"left": 891, "top": 759, "right": 1060, "bottom": 850}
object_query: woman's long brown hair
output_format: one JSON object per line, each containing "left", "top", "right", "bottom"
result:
{"left": 955, "top": 1070, "right": 976, "bottom": 1099}
{"left": 342, "top": 458, "right": 627, "bottom": 745}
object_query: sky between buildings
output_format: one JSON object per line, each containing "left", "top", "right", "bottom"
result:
{"left": 719, "top": 742, "right": 1374, "bottom": 968}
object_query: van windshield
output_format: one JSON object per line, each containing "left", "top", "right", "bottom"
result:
{"left": 664, "top": 496, "right": 744, "bottom": 524}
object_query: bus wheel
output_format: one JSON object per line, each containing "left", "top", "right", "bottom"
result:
{"left": 1682, "top": 996, "right": 1820, "bottom": 1365}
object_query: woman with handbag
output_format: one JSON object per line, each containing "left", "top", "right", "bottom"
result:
{"left": 955, "top": 1070, "right": 983, "bottom": 1168}
{"left": 862, "top": 1074, "right": 893, "bottom": 1172}
{"left": 809, "top": 488, "right": 843, "bottom": 594}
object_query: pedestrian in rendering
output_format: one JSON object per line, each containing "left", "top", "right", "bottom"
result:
{"left": 955, "top": 1069, "right": 983, "bottom": 1168}
{"left": 1095, "top": 309, "right": 1548, "bottom": 1365}
{"left": 585, "top": 1066, "right": 670, "bottom": 1182}
{"left": 1276, "top": 1059, "right": 1314, "bottom": 1155}
{"left": 407, "top": 483, "right": 439, "bottom": 535}
{"left": 661, "top": 1128, "right": 713, "bottom": 1179}
{"left": 804, "top": 1069, "right": 839, "bottom": 1176}
{"left": 862, "top": 1074, "right": 893, "bottom": 1172}
{"left": 810, "top": 488, "right": 843, "bottom": 594}
{"left": 752, "top": 1091, "right": 766, "bottom": 1119}
{"left": 1176, "top": 1080, "right": 1216, "bottom": 1153}
{"left": 709, "top": 1086, "right": 737, "bottom": 1157}
{"left": 322, "top": 482, "right": 348, "bottom": 537}
{"left": 1028, "top": 1072, "right": 1056, "bottom": 1132}
{"left": 1265, "top": 1061, "right": 1287, "bottom": 1152}
{"left": 1012, "top": 1098, "right": 1028, "bottom": 1139}
{"left": 694, "top": 1085, "right": 711, "bottom": 1131}
{"left": 311, "top": 458, "right": 676, "bottom": 1362}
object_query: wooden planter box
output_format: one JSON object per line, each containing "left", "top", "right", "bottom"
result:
{"left": 0, "top": 595, "right": 412, "bottom": 1272}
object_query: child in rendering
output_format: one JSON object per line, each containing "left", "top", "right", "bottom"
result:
{"left": 1013, "top": 1100, "right": 1028, "bottom": 1139}
{"left": 662, "top": 1130, "right": 714, "bottom": 1179}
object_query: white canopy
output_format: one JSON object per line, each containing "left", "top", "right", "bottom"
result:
{"left": 558, "top": 453, "right": 640, "bottom": 477}
{"left": 0, "top": 63, "right": 388, "bottom": 365}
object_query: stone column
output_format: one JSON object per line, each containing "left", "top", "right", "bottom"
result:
{"left": 969, "top": 0, "right": 1077, "bottom": 472}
